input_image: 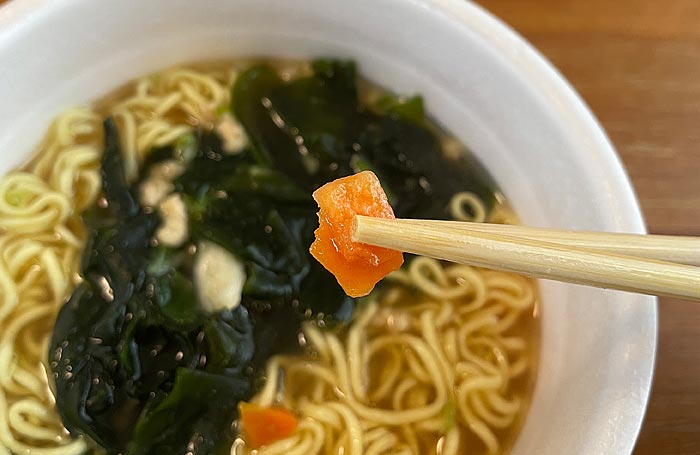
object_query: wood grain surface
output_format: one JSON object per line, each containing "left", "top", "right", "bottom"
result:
{"left": 473, "top": 1, "right": 700, "bottom": 453}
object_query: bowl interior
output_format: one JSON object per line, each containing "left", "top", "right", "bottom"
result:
{"left": 0, "top": 0, "right": 656, "bottom": 453}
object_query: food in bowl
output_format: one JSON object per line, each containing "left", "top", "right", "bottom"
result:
{"left": 0, "top": 59, "right": 538, "bottom": 455}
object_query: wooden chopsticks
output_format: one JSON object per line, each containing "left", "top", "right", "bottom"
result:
{"left": 352, "top": 215, "right": 700, "bottom": 301}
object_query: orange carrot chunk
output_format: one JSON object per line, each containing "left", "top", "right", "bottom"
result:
{"left": 309, "top": 171, "right": 404, "bottom": 297}
{"left": 239, "top": 402, "right": 298, "bottom": 449}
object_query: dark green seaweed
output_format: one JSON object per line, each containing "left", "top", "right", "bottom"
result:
{"left": 129, "top": 369, "right": 249, "bottom": 455}
{"left": 232, "top": 59, "right": 495, "bottom": 217}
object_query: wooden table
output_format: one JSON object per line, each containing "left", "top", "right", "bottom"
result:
{"left": 473, "top": 0, "right": 700, "bottom": 453}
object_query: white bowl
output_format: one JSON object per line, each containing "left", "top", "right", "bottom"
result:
{"left": 0, "top": 0, "right": 656, "bottom": 454}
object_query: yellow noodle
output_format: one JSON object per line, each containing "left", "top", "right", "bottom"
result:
{"left": 448, "top": 191, "right": 486, "bottom": 223}
{"left": 368, "top": 346, "right": 402, "bottom": 402}
{"left": 0, "top": 107, "right": 100, "bottom": 455}
{"left": 109, "top": 67, "right": 237, "bottom": 182}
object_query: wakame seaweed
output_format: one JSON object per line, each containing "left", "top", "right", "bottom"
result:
{"left": 232, "top": 59, "right": 496, "bottom": 218}
{"left": 50, "top": 59, "right": 498, "bottom": 455}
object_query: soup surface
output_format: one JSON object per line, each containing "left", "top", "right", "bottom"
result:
{"left": 0, "top": 59, "right": 538, "bottom": 455}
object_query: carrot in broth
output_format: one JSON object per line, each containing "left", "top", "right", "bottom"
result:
{"left": 239, "top": 402, "right": 298, "bottom": 449}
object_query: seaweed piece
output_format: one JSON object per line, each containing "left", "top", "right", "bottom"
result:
{"left": 231, "top": 64, "right": 285, "bottom": 167}
{"left": 373, "top": 94, "right": 425, "bottom": 125}
{"left": 232, "top": 59, "right": 496, "bottom": 215}
{"left": 101, "top": 118, "right": 139, "bottom": 217}
{"left": 128, "top": 369, "right": 250, "bottom": 455}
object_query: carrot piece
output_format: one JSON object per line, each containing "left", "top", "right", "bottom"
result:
{"left": 239, "top": 402, "right": 298, "bottom": 449}
{"left": 309, "top": 171, "right": 404, "bottom": 297}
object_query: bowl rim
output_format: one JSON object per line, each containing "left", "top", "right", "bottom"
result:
{"left": 0, "top": 0, "right": 658, "bottom": 452}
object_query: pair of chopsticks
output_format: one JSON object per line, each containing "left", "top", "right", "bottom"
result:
{"left": 352, "top": 216, "right": 700, "bottom": 301}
